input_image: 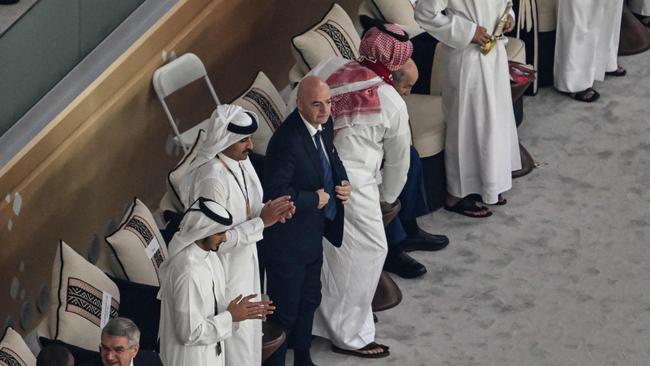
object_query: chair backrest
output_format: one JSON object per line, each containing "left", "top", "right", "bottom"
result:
{"left": 152, "top": 53, "right": 220, "bottom": 152}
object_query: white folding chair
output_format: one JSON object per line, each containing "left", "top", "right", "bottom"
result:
{"left": 152, "top": 53, "right": 220, "bottom": 154}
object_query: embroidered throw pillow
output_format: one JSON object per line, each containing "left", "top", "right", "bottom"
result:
{"left": 292, "top": 4, "right": 361, "bottom": 73}
{"left": 233, "top": 71, "right": 288, "bottom": 155}
{"left": 49, "top": 241, "right": 120, "bottom": 351}
{"left": 105, "top": 198, "right": 168, "bottom": 286}
{"left": 359, "top": 0, "right": 423, "bottom": 38}
{"left": 168, "top": 129, "right": 207, "bottom": 211}
{"left": 0, "top": 328, "right": 35, "bottom": 366}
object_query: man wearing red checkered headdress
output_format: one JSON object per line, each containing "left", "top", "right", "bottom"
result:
{"left": 288, "top": 24, "right": 414, "bottom": 358}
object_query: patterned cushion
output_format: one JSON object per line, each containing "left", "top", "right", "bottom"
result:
{"left": 49, "top": 241, "right": 120, "bottom": 352}
{"left": 168, "top": 129, "right": 207, "bottom": 211}
{"left": 105, "top": 198, "right": 168, "bottom": 286}
{"left": 233, "top": 71, "right": 288, "bottom": 155}
{"left": 358, "top": 0, "right": 424, "bottom": 38}
{"left": 0, "top": 328, "right": 35, "bottom": 366}
{"left": 292, "top": 4, "right": 361, "bottom": 74}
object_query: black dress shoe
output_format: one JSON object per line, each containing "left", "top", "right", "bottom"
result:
{"left": 384, "top": 251, "right": 427, "bottom": 278}
{"left": 0, "top": 0, "right": 19, "bottom": 4}
{"left": 400, "top": 230, "right": 449, "bottom": 252}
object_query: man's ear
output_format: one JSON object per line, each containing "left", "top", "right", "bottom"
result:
{"left": 132, "top": 345, "right": 140, "bottom": 358}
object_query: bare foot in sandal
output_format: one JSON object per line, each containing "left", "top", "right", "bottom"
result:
{"left": 332, "top": 342, "right": 390, "bottom": 358}
{"left": 559, "top": 88, "right": 600, "bottom": 103}
{"left": 605, "top": 66, "right": 626, "bottom": 77}
{"left": 444, "top": 194, "right": 492, "bottom": 218}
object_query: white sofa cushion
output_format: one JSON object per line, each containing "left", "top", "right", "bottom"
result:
{"left": 0, "top": 328, "right": 35, "bottom": 366}
{"left": 357, "top": 0, "right": 424, "bottom": 38}
{"left": 105, "top": 198, "right": 168, "bottom": 286}
{"left": 292, "top": 4, "right": 361, "bottom": 74}
{"left": 537, "top": 0, "right": 557, "bottom": 33}
{"left": 403, "top": 93, "right": 446, "bottom": 157}
{"left": 49, "top": 241, "right": 120, "bottom": 351}
{"left": 233, "top": 71, "right": 288, "bottom": 155}
{"left": 168, "top": 129, "right": 207, "bottom": 211}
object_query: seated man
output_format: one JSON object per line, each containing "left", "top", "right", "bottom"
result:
{"left": 383, "top": 59, "right": 449, "bottom": 279}
{"left": 159, "top": 198, "right": 275, "bottom": 366}
{"left": 81, "top": 317, "right": 160, "bottom": 366}
{"left": 554, "top": 0, "right": 626, "bottom": 102}
{"left": 37, "top": 345, "right": 74, "bottom": 366}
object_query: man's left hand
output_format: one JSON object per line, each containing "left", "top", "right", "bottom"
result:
{"left": 335, "top": 180, "right": 352, "bottom": 204}
{"left": 504, "top": 14, "right": 515, "bottom": 33}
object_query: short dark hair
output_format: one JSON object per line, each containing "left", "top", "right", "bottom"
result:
{"left": 37, "top": 344, "right": 73, "bottom": 366}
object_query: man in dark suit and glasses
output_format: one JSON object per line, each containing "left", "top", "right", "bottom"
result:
{"left": 261, "top": 76, "right": 351, "bottom": 366}
{"left": 81, "top": 317, "right": 161, "bottom": 366}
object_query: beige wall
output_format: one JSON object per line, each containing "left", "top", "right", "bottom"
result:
{"left": 0, "top": 0, "right": 362, "bottom": 334}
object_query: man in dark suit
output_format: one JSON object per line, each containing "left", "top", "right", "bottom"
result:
{"left": 81, "top": 317, "right": 161, "bottom": 366}
{"left": 261, "top": 76, "right": 350, "bottom": 366}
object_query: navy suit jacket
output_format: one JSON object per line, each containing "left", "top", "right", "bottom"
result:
{"left": 261, "top": 109, "right": 348, "bottom": 263}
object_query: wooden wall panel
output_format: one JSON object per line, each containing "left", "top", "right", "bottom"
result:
{"left": 0, "top": 0, "right": 362, "bottom": 334}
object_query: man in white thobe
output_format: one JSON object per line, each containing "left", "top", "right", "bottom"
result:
{"left": 554, "top": 0, "right": 625, "bottom": 102}
{"left": 158, "top": 198, "right": 274, "bottom": 366}
{"left": 294, "top": 24, "right": 413, "bottom": 357}
{"left": 178, "top": 104, "right": 294, "bottom": 366}
{"left": 415, "top": 0, "right": 522, "bottom": 215}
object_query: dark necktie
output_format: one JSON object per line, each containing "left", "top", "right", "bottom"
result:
{"left": 314, "top": 130, "right": 337, "bottom": 220}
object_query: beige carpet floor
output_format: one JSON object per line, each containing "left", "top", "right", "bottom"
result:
{"left": 307, "top": 49, "right": 650, "bottom": 366}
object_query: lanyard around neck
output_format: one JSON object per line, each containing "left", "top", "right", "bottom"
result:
{"left": 217, "top": 155, "right": 253, "bottom": 220}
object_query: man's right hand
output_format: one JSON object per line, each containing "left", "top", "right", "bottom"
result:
{"left": 471, "top": 26, "right": 490, "bottom": 46}
{"left": 316, "top": 188, "right": 330, "bottom": 209}
{"left": 227, "top": 294, "right": 275, "bottom": 322}
{"left": 260, "top": 196, "right": 295, "bottom": 227}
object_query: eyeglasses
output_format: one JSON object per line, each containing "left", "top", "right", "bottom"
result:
{"left": 98, "top": 344, "right": 134, "bottom": 355}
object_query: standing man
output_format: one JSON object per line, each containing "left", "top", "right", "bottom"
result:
{"left": 261, "top": 76, "right": 351, "bottom": 366}
{"left": 158, "top": 198, "right": 275, "bottom": 366}
{"left": 297, "top": 24, "right": 413, "bottom": 358}
{"left": 415, "top": 0, "right": 522, "bottom": 216}
{"left": 554, "top": 0, "right": 625, "bottom": 102}
{"left": 178, "top": 105, "right": 295, "bottom": 366}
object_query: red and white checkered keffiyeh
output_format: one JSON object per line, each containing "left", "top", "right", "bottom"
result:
{"left": 308, "top": 24, "right": 412, "bottom": 131}
{"left": 326, "top": 61, "right": 383, "bottom": 125}
{"left": 359, "top": 24, "right": 413, "bottom": 71}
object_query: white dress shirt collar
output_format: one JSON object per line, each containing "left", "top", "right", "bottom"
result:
{"left": 299, "top": 113, "right": 323, "bottom": 138}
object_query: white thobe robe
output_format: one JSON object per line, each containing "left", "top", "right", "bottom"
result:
{"left": 159, "top": 244, "right": 234, "bottom": 366}
{"left": 303, "top": 58, "right": 412, "bottom": 349}
{"left": 180, "top": 154, "right": 264, "bottom": 366}
{"left": 630, "top": 0, "right": 650, "bottom": 16}
{"left": 554, "top": 0, "right": 623, "bottom": 92}
{"left": 415, "top": 0, "right": 521, "bottom": 204}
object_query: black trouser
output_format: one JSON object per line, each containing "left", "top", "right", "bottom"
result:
{"left": 263, "top": 256, "right": 323, "bottom": 366}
